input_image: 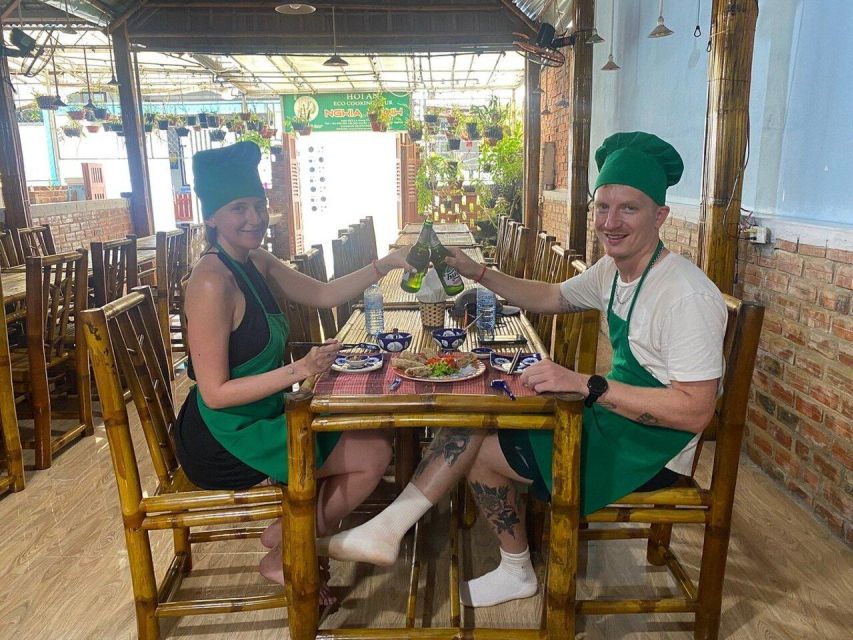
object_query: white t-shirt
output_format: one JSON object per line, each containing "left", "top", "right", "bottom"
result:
{"left": 559, "top": 251, "right": 727, "bottom": 475}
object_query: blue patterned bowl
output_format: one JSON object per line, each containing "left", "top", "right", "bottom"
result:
{"left": 377, "top": 331, "right": 413, "bottom": 353}
{"left": 431, "top": 327, "right": 467, "bottom": 351}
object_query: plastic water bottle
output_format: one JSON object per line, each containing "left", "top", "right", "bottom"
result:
{"left": 476, "top": 287, "right": 497, "bottom": 341}
{"left": 364, "top": 284, "right": 385, "bottom": 337}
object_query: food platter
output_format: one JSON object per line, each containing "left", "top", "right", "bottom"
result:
{"left": 393, "top": 359, "right": 486, "bottom": 383}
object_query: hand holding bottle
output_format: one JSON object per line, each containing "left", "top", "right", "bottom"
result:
{"left": 443, "top": 247, "right": 483, "bottom": 279}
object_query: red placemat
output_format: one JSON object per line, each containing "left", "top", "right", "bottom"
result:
{"left": 314, "top": 354, "right": 538, "bottom": 398}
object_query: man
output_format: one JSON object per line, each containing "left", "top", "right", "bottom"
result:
{"left": 318, "top": 131, "right": 727, "bottom": 608}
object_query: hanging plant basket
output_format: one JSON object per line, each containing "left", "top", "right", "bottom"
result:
{"left": 176, "top": 126, "right": 190, "bottom": 137}
{"left": 186, "top": 115, "right": 198, "bottom": 126}
{"left": 198, "top": 113, "right": 208, "bottom": 128}
{"left": 36, "top": 96, "right": 57, "bottom": 110}
{"left": 447, "top": 137, "right": 461, "bottom": 151}
{"left": 93, "top": 107, "right": 109, "bottom": 120}
{"left": 143, "top": 123, "right": 153, "bottom": 133}
{"left": 485, "top": 126, "right": 504, "bottom": 144}
{"left": 247, "top": 121, "right": 258, "bottom": 131}
{"left": 465, "top": 122, "right": 480, "bottom": 140}
{"left": 370, "top": 120, "right": 387, "bottom": 132}
{"left": 62, "top": 126, "right": 81, "bottom": 137}
{"left": 240, "top": 112, "right": 252, "bottom": 121}
{"left": 207, "top": 115, "right": 220, "bottom": 128}
{"left": 84, "top": 109, "right": 98, "bottom": 122}
{"left": 408, "top": 129, "right": 423, "bottom": 142}
{"left": 424, "top": 113, "right": 439, "bottom": 124}
{"left": 67, "top": 109, "right": 85, "bottom": 121}
{"left": 294, "top": 125, "right": 311, "bottom": 136}
{"left": 158, "top": 119, "right": 169, "bottom": 131}
{"left": 261, "top": 127, "right": 277, "bottom": 139}
{"left": 85, "top": 124, "right": 101, "bottom": 133}
{"left": 209, "top": 129, "right": 226, "bottom": 142}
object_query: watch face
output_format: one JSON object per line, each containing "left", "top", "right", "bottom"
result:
{"left": 588, "top": 375, "right": 608, "bottom": 395}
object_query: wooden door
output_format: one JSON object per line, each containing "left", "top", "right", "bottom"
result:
{"left": 81, "top": 163, "right": 106, "bottom": 200}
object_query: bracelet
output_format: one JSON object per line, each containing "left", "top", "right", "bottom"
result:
{"left": 371, "top": 259, "right": 386, "bottom": 279}
{"left": 473, "top": 263, "right": 488, "bottom": 284}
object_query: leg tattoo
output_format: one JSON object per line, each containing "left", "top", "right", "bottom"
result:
{"left": 470, "top": 481, "right": 521, "bottom": 538}
{"left": 414, "top": 428, "right": 473, "bottom": 480}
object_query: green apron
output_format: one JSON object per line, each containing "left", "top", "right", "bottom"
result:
{"left": 196, "top": 246, "right": 339, "bottom": 483}
{"left": 529, "top": 241, "right": 694, "bottom": 514}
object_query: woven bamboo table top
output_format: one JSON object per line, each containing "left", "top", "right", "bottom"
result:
{"left": 401, "top": 222, "right": 470, "bottom": 234}
{"left": 391, "top": 231, "right": 479, "bottom": 248}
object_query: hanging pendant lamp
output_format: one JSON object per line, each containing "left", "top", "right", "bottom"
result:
{"left": 60, "top": 0, "right": 77, "bottom": 35}
{"left": 601, "top": 1, "right": 620, "bottom": 71}
{"left": 51, "top": 53, "right": 67, "bottom": 108}
{"left": 274, "top": 3, "right": 315, "bottom": 14}
{"left": 83, "top": 48, "right": 96, "bottom": 109}
{"left": 555, "top": 58, "right": 569, "bottom": 108}
{"left": 106, "top": 31, "right": 119, "bottom": 86}
{"left": 323, "top": 7, "right": 348, "bottom": 67}
{"left": 648, "top": 0, "right": 674, "bottom": 38}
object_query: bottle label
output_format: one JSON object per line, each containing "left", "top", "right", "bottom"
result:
{"left": 443, "top": 265, "right": 463, "bottom": 285}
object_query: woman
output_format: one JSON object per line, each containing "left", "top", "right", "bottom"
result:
{"left": 174, "top": 141, "right": 411, "bottom": 600}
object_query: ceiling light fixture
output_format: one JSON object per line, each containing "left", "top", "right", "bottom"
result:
{"left": 648, "top": 0, "right": 674, "bottom": 38}
{"left": 60, "top": 0, "right": 77, "bottom": 35}
{"left": 105, "top": 31, "right": 119, "bottom": 86}
{"left": 50, "top": 53, "right": 66, "bottom": 107}
{"left": 323, "top": 7, "right": 348, "bottom": 67}
{"left": 274, "top": 3, "right": 316, "bottom": 15}
{"left": 82, "top": 48, "right": 96, "bottom": 109}
{"left": 601, "top": 0, "right": 620, "bottom": 71}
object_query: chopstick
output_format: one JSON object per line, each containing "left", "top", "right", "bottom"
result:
{"left": 289, "top": 342, "right": 330, "bottom": 349}
{"left": 507, "top": 351, "right": 523, "bottom": 374}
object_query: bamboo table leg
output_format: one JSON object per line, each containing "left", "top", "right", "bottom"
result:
{"left": 0, "top": 298, "right": 24, "bottom": 491}
{"left": 286, "top": 391, "right": 320, "bottom": 640}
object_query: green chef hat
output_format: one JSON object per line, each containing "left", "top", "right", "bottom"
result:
{"left": 593, "top": 132, "right": 684, "bottom": 206}
{"left": 193, "top": 141, "right": 266, "bottom": 219}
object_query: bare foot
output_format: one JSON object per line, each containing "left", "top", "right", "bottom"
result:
{"left": 260, "top": 518, "right": 282, "bottom": 549}
{"left": 259, "top": 545, "right": 337, "bottom": 606}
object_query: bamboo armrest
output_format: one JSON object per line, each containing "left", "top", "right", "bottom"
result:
{"left": 142, "top": 485, "right": 285, "bottom": 513}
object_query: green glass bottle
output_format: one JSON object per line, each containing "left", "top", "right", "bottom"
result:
{"left": 429, "top": 228, "right": 464, "bottom": 296}
{"left": 400, "top": 221, "right": 433, "bottom": 293}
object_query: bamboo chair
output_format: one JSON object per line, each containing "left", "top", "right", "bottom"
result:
{"left": 496, "top": 219, "right": 518, "bottom": 272}
{"left": 155, "top": 229, "right": 187, "bottom": 379}
{"left": 331, "top": 231, "right": 360, "bottom": 325}
{"left": 523, "top": 232, "right": 558, "bottom": 334}
{"left": 14, "top": 224, "right": 57, "bottom": 259}
{"left": 10, "top": 250, "right": 92, "bottom": 469}
{"left": 293, "top": 244, "right": 337, "bottom": 341}
{"left": 359, "top": 216, "right": 378, "bottom": 262}
{"left": 91, "top": 236, "right": 139, "bottom": 307}
{"left": 485, "top": 214, "right": 509, "bottom": 266}
{"left": 0, "top": 273, "right": 25, "bottom": 495}
{"left": 178, "top": 221, "right": 206, "bottom": 269}
{"left": 552, "top": 259, "right": 599, "bottom": 374}
{"left": 0, "top": 229, "right": 23, "bottom": 267}
{"left": 81, "top": 287, "right": 288, "bottom": 640}
{"left": 502, "top": 223, "right": 532, "bottom": 279}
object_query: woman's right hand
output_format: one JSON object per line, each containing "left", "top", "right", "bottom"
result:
{"left": 296, "top": 340, "right": 341, "bottom": 377}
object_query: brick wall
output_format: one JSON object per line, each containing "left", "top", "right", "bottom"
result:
{"left": 267, "top": 152, "right": 292, "bottom": 259}
{"left": 30, "top": 198, "right": 133, "bottom": 251}
{"left": 27, "top": 186, "right": 70, "bottom": 205}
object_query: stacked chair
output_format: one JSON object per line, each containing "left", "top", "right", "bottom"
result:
{"left": 14, "top": 224, "right": 56, "bottom": 260}
{"left": 82, "top": 287, "right": 287, "bottom": 640}
{"left": 331, "top": 216, "right": 378, "bottom": 325}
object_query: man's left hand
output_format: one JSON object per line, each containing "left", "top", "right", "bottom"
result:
{"left": 519, "top": 359, "right": 586, "bottom": 394}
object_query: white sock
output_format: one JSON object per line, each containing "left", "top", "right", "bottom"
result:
{"left": 316, "top": 483, "right": 433, "bottom": 567}
{"left": 460, "top": 547, "right": 538, "bottom": 607}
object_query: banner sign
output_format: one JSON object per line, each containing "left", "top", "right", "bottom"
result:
{"left": 281, "top": 92, "right": 410, "bottom": 132}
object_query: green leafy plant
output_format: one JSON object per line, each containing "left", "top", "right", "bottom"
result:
{"left": 406, "top": 118, "right": 424, "bottom": 141}
{"left": 474, "top": 117, "right": 523, "bottom": 244}
{"left": 241, "top": 129, "right": 271, "bottom": 154}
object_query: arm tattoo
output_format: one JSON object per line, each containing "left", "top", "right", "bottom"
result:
{"left": 598, "top": 400, "right": 617, "bottom": 409}
{"left": 413, "top": 428, "right": 472, "bottom": 480}
{"left": 559, "top": 296, "right": 585, "bottom": 314}
{"left": 636, "top": 413, "right": 660, "bottom": 425}
{"left": 470, "top": 481, "right": 521, "bottom": 538}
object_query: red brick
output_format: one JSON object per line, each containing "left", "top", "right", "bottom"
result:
{"left": 783, "top": 367, "right": 810, "bottom": 394}
{"left": 794, "top": 439, "right": 810, "bottom": 461}
{"left": 781, "top": 319, "right": 808, "bottom": 346}
{"left": 766, "top": 336, "right": 795, "bottom": 363}
{"left": 831, "top": 316, "right": 853, "bottom": 342}
{"left": 827, "top": 248, "right": 853, "bottom": 264}
{"left": 775, "top": 239, "right": 798, "bottom": 253}
{"left": 800, "top": 306, "right": 831, "bottom": 331}
{"left": 762, "top": 312, "right": 783, "bottom": 335}
{"left": 787, "top": 279, "right": 817, "bottom": 303}
{"left": 773, "top": 295, "right": 801, "bottom": 320}
{"left": 823, "top": 486, "right": 853, "bottom": 519}
{"left": 794, "top": 352, "right": 825, "bottom": 379}
{"left": 807, "top": 334, "right": 838, "bottom": 360}
{"left": 751, "top": 433, "right": 774, "bottom": 457}
{"left": 795, "top": 395, "right": 824, "bottom": 422}
{"left": 830, "top": 443, "right": 853, "bottom": 472}
{"left": 773, "top": 250, "right": 804, "bottom": 276}
{"left": 785, "top": 479, "right": 812, "bottom": 504}
{"left": 768, "top": 422, "right": 793, "bottom": 449}
{"left": 760, "top": 355, "right": 784, "bottom": 376}
{"left": 800, "top": 420, "right": 831, "bottom": 448}
{"left": 765, "top": 271, "right": 790, "bottom": 293}
{"left": 813, "top": 453, "right": 840, "bottom": 482}
{"left": 770, "top": 379, "right": 797, "bottom": 406}
{"left": 802, "top": 467, "right": 820, "bottom": 491}
{"left": 839, "top": 341, "right": 853, "bottom": 368}
{"left": 811, "top": 386, "right": 842, "bottom": 413}
{"left": 798, "top": 243, "right": 826, "bottom": 258}
{"left": 774, "top": 446, "right": 799, "bottom": 476}
{"left": 802, "top": 259, "right": 834, "bottom": 284}
{"left": 825, "top": 366, "right": 852, "bottom": 395}
{"left": 834, "top": 264, "right": 853, "bottom": 291}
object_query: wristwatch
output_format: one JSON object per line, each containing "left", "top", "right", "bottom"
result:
{"left": 585, "top": 375, "right": 609, "bottom": 408}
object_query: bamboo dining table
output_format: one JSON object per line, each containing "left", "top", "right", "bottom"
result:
{"left": 391, "top": 228, "right": 480, "bottom": 249}
{"left": 401, "top": 222, "right": 471, "bottom": 234}
{"left": 283, "top": 307, "right": 584, "bottom": 640}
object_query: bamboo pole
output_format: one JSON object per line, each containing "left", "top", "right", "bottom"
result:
{"left": 565, "top": 0, "right": 594, "bottom": 258}
{"left": 523, "top": 58, "right": 541, "bottom": 232}
{"left": 112, "top": 24, "right": 154, "bottom": 237}
{"left": 699, "top": 0, "right": 759, "bottom": 294}
{"left": 0, "top": 29, "right": 32, "bottom": 229}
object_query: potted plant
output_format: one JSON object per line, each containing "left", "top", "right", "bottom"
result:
{"left": 207, "top": 113, "right": 220, "bottom": 128}
{"left": 406, "top": 118, "right": 424, "bottom": 142}
{"left": 366, "top": 92, "right": 390, "bottom": 132}
{"left": 67, "top": 108, "right": 85, "bottom": 121}
{"left": 464, "top": 114, "right": 481, "bottom": 140}
{"left": 157, "top": 114, "right": 170, "bottom": 130}
{"left": 198, "top": 112, "right": 208, "bottom": 128}
{"left": 209, "top": 128, "right": 226, "bottom": 142}
{"left": 186, "top": 114, "right": 198, "bottom": 127}
{"left": 260, "top": 124, "right": 277, "bottom": 139}
{"left": 290, "top": 102, "right": 313, "bottom": 135}
{"left": 423, "top": 106, "right": 440, "bottom": 125}
{"left": 93, "top": 106, "right": 109, "bottom": 120}
{"left": 85, "top": 122, "right": 101, "bottom": 133}
{"left": 61, "top": 120, "right": 83, "bottom": 138}
{"left": 240, "top": 129, "right": 271, "bottom": 155}
{"left": 445, "top": 106, "right": 463, "bottom": 129}
{"left": 34, "top": 93, "right": 57, "bottom": 110}
{"left": 474, "top": 95, "right": 507, "bottom": 144}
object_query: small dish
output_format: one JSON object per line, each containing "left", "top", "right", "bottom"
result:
{"left": 471, "top": 347, "right": 494, "bottom": 360}
{"left": 489, "top": 352, "right": 542, "bottom": 374}
{"left": 332, "top": 355, "right": 383, "bottom": 373}
{"left": 431, "top": 327, "right": 467, "bottom": 351}
{"left": 344, "top": 354, "right": 370, "bottom": 369}
{"left": 377, "top": 331, "right": 413, "bottom": 353}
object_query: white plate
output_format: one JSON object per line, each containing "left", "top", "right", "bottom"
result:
{"left": 394, "top": 360, "right": 486, "bottom": 383}
{"left": 331, "top": 356, "right": 384, "bottom": 373}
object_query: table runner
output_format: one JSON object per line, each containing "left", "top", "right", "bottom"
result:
{"left": 314, "top": 353, "right": 538, "bottom": 398}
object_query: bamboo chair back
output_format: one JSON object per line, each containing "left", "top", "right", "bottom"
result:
{"left": 16, "top": 224, "right": 57, "bottom": 259}
{"left": 524, "top": 232, "right": 558, "bottom": 333}
{"left": 0, "top": 230, "right": 22, "bottom": 267}
{"left": 179, "top": 222, "right": 206, "bottom": 269}
{"left": 359, "top": 216, "right": 379, "bottom": 262}
{"left": 155, "top": 230, "right": 186, "bottom": 379}
{"left": 491, "top": 214, "right": 509, "bottom": 265}
{"left": 81, "top": 286, "right": 288, "bottom": 639}
{"left": 332, "top": 231, "right": 360, "bottom": 324}
{"left": 552, "top": 259, "right": 599, "bottom": 375}
{"left": 496, "top": 219, "right": 517, "bottom": 272}
{"left": 91, "top": 236, "right": 139, "bottom": 307}
{"left": 578, "top": 295, "right": 765, "bottom": 637}
{"left": 531, "top": 244, "right": 573, "bottom": 352}
{"left": 18, "top": 250, "right": 92, "bottom": 468}
{"left": 0, "top": 273, "right": 24, "bottom": 494}
{"left": 294, "top": 244, "right": 337, "bottom": 341}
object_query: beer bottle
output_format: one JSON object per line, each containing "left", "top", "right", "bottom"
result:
{"left": 429, "top": 228, "right": 464, "bottom": 296}
{"left": 400, "top": 221, "right": 433, "bottom": 292}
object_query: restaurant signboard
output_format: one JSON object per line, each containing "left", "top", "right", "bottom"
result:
{"left": 281, "top": 92, "right": 410, "bottom": 132}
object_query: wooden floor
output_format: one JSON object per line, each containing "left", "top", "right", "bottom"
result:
{"left": 1, "top": 373, "right": 850, "bottom": 640}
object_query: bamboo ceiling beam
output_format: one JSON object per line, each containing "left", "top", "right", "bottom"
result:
{"left": 108, "top": 0, "right": 148, "bottom": 33}
{"left": 699, "top": 0, "right": 759, "bottom": 294}
{"left": 0, "top": 0, "right": 21, "bottom": 21}
{"left": 565, "top": 0, "right": 594, "bottom": 258}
